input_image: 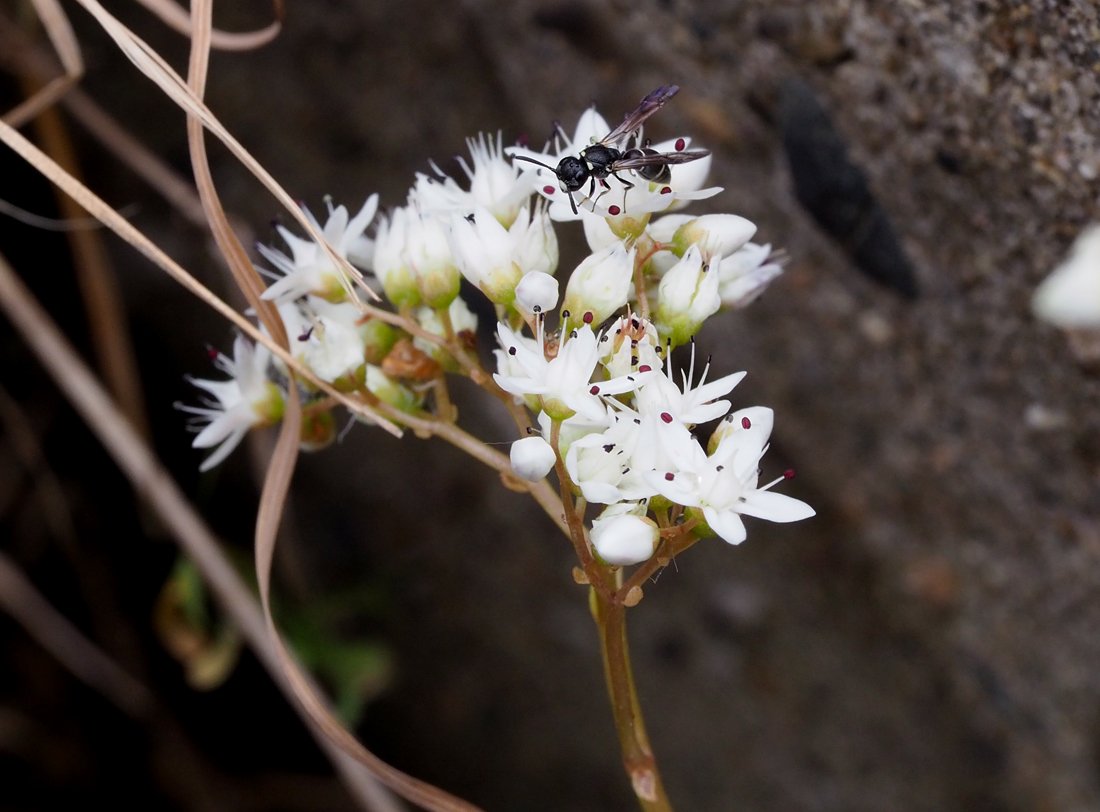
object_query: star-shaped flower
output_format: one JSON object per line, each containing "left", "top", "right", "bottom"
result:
{"left": 644, "top": 408, "right": 814, "bottom": 544}
{"left": 493, "top": 323, "right": 652, "bottom": 421}
{"left": 260, "top": 197, "right": 378, "bottom": 303}
{"left": 178, "top": 336, "right": 284, "bottom": 471}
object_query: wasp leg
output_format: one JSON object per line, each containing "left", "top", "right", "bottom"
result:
{"left": 608, "top": 170, "right": 636, "bottom": 213}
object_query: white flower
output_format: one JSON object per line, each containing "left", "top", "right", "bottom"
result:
{"left": 408, "top": 167, "right": 470, "bottom": 217}
{"left": 405, "top": 207, "right": 460, "bottom": 308}
{"left": 646, "top": 213, "right": 694, "bottom": 243}
{"left": 644, "top": 410, "right": 814, "bottom": 545}
{"left": 510, "top": 435, "right": 558, "bottom": 481}
{"left": 599, "top": 313, "right": 664, "bottom": 379}
{"left": 413, "top": 297, "right": 479, "bottom": 367}
{"left": 260, "top": 196, "right": 378, "bottom": 303}
{"left": 493, "top": 323, "right": 651, "bottom": 421}
{"left": 536, "top": 408, "right": 610, "bottom": 458}
{"left": 718, "top": 243, "right": 784, "bottom": 309}
{"left": 670, "top": 213, "right": 756, "bottom": 260}
{"left": 590, "top": 506, "right": 659, "bottom": 566}
{"left": 654, "top": 245, "right": 721, "bottom": 346}
{"left": 580, "top": 208, "right": 622, "bottom": 253}
{"left": 364, "top": 364, "right": 418, "bottom": 411}
{"left": 278, "top": 299, "right": 366, "bottom": 384}
{"left": 448, "top": 207, "right": 526, "bottom": 304}
{"left": 515, "top": 271, "right": 560, "bottom": 315}
{"left": 460, "top": 132, "right": 539, "bottom": 227}
{"left": 373, "top": 206, "right": 421, "bottom": 309}
{"left": 511, "top": 205, "right": 559, "bottom": 277}
{"left": 561, "top": 242, "right": 635, "bottom": 327}
{"left": 565, "top": 411, "right": 662, "bottom": 504}
{"left": 179, "top": 336, "right": 283, "bottom": 471}
{"left": 1033, "top": 224, "right": 1100, "bottom": 328}
{"left": 635, "top": 351, "right": 746, "bottom": 427}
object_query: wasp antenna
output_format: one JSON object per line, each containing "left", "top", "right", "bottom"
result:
{"left": 512, "top": 154, "right": 555, "bottom": 172}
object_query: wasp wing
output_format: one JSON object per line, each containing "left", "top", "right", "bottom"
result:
{"left": 599, "top": 85, "right": 681, "bottom": 147}
{"left": 610, "top": 149, "right": 710, "bottom": 171}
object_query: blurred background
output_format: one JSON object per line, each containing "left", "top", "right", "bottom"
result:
{"left": 2, "top": 1, "right": 1099, "bottom": 810}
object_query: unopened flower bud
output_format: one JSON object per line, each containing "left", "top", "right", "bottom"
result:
{"left": 510, "top": 435, "right": 557, "bottom": 481}
{"left": 717, "top": 243, "right": 783, "bottom": 309}
{"left": 300, "top": 408, "right": 336, "bottom": 452}
{"left": 591, "top": 512, "right": 659, "bottom": 566}
{"left": 670, "top": 214, "right": 756, "bottom": 260}
{"left": 365, "top": 365, "right": 420, "bottom": 412}
{"left": 406, "top": 209, "right": 461, "bottom": 309}
{"left": 449, "top": 208, "right": 523, "bottom": 305}
{"left": 655, "top": 245, "right": 721, "bottom": 347}
{"left": 515, "top": 272, "right": 559, "bottom": 315}
{"left": 561, "top": 243, "right": 635, "bottom": 327}
{"left": 361, "top": 318, "right": 400, "bottom": 366}
{"left": 374, "top": 207, "right": 421, "bottom": 309}
{"left": 512, "top": 206, "right": 559, "bottom": 276}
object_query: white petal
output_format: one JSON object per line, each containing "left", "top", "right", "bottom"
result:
{"left": 703, "top": 506, "right": 747, "bottom": 545}
{"left": 590, "top": 514, "right": 658, "bottom": 566}
{"left": 510, "top": 436, "right": 557, "bottom": 481}
{"left": 515, "top": 272, "right": 560, "bottom": 315}
{"left": 738, "top": 490, "right": 815, "bottom": 523}
{"left": 198, "top": 426, "right": 249, "bottom": 472}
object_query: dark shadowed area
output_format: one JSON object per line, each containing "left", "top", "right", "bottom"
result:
{"left": 2, "top": 1, "right": 1099, "bottom": 810}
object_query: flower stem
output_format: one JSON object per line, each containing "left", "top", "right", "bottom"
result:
{"left": 592, "top": 586, "right": 672, "bottom": 811}
{"left": 548, "top": 419, "right": 672, "bottom": 810}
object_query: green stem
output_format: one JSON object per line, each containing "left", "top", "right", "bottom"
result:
{"left": 548, "top": 420, "right": 672, "bottom": 810}
{"left": 593, "top": 586, "right": 672, "bottom": 811}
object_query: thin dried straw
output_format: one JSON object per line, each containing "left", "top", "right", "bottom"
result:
{"left": 0, "top": 118, "right": 400, "bottom": 436}
{"left": 134, "top": 0, "right": 285, "bottom": 51}
{"left": 187, "top": 3, "right": 483, "bottom": 807}
{"left": 68, "top": 0, "right": 376, "bottom": 307}
{"left": 2, "top": 0, "right": 83, "bottom": 127}
{"left": 0, "top": 249, "right": 404, "bottom": 812}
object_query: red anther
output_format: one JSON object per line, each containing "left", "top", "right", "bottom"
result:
{"left": 660, "top": 186, "right": 672, "bottom": 195}
{"left": 784, "top": 468, "right": 796, "bottom": 479}
{"left": 543, "top": 185, "right": 556, "bottom": 195}
{"left": 675, "top": 138, "right": 686, "bottom": 151}
{"left": 583, "top": 311, "right": 594, "bottom": 324}
{"left": 741, "top": 417, "right": 752, "bottom": 429}
{"left": 608, "top": 205, "right": 621, "bottom": 216}
{"left": 664, "top": 472, "right": 675, "bottom": 481}
{"left": 590, "top": 385, "right": 600, "bottom": 395}
{"left": 661, "top": 412, "right": 673, "bottom": 424}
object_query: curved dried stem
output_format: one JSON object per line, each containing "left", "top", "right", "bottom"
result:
{"left": 134, "top": 0, "right": 284, "bottom": 51}
{"left": 1, "top": 0, "right": 83, "bottom": 127}
{"left": 68, "top": 0, "right": 373, "bottom": 306}
{"left": 0, "top": 250, "right": 403, "bottom": 812}
{"left": 0, "top": 117, "right": 400, "bottom": 436}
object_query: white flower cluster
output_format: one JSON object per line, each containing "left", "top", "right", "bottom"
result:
{"left": 181, "top": 88, "right": 811, "bottom": 560}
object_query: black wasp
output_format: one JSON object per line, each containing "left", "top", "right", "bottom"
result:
{"left": 513, "top": 85, "right": 709, "bottom": 214}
